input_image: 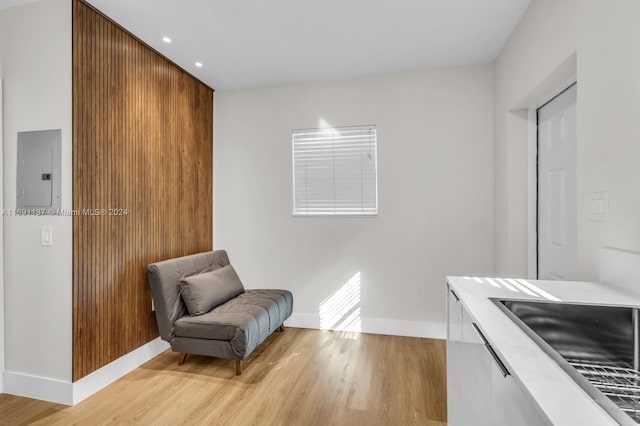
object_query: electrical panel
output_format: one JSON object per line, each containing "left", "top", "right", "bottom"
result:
{"left": 16, "top": 129, "right": 61, "bottom": 211}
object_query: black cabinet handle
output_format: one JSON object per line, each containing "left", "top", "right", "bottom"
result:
{"left": 471, "top": 322, "right": 488, "bottom": 344}
{"left": 450, "top": 289, "right": 460, "bottom": 302}
{"left": 472, "top": 323, "right": 510, "bottom": 377}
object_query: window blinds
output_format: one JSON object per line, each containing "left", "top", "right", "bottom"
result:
{"left": 293, "top": 125, "right": 377, "bottom": 216}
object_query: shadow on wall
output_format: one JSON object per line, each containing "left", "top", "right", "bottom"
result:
{"left": 319, "top": 271, "right": 362, "bottom": 332}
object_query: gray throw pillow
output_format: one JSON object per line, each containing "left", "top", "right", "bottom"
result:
{"left": 179, "top": 265, "right": 245, "bottom": 316}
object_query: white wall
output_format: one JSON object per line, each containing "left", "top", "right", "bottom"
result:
{"left": 493, "top": 0, "right": 579, "bottom": 277}
{"left": 0, "top": 0, "right": 72, "bottom": 381}
{"left": 214, "top": 66, "right": 494, "bottom": 337}
{"left": 493, "top": 0, "right": 640, "bottom": 281}
{"left": 576, "top": 0, "right": 640, "bottom": 280}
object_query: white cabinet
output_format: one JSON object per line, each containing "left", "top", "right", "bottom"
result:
{"left": 447, "top": 286, "right": 550, "bottom": 426}
{"left": 492, "top": 365, "right": 551, "bottom": 426}
{"left": 446, "top": 288, "right": 464, "bottom": 425}
{"left": 461, "top": 300, "right": 494, "bottom": 425}
{"left": 448, "top": 286, "right": 493, "bottom": 425}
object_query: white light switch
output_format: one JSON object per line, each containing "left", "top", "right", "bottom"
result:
{"left": 589, "top": 191, "right": 609, "bottom": 221}
{"left": 41, "top": 225, "right": 53, "bottom": 246}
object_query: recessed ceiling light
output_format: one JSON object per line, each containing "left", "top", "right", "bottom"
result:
{"left": 195, "top": 62, "right": 203, "bottom": 68}
{"left": 162, "top": 36, "right": 171, "bottom": 43}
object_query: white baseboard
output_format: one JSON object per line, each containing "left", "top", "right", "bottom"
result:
{"left": 72, "top": 337, "right": 169, "bottom": 405}
{"left": 2, "top": 337, "right": 169, "bottom": 406}
{"left": 3, "top": 371, "right": 73, "bottom": 405}
{"left": 285, "top": 313, "right": 446, "bottom": 339}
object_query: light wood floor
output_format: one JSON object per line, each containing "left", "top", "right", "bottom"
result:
{"left": 0, "top": 328, "right": 447, "bottom": 426}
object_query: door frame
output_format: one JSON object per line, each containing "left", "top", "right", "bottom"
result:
{"left": 526, "top": 79, "right": 577, "bottom": 279}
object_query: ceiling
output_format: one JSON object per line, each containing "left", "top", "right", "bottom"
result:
{"left": 3, "top": 0, "right": 532, "bottom": 90}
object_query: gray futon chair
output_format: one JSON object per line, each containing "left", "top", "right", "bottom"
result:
{"left": 147, "top": 250, "right": 293, "bottom": 374}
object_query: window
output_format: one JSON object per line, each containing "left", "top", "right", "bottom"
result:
{"left": 293, "top": 125, "right": 377, "bottom": 216}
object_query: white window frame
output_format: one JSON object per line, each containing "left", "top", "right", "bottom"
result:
{"left": 292, "top": 124, "right": 378, "bottom": 217}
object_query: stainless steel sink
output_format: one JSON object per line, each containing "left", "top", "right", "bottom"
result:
{"left": 494, "top": 299, "right": 640, "bottom": 425}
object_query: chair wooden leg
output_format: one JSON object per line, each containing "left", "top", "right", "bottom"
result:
{"left": 235, "top": 360, "right": 242, "bottom": 375}
{"left": 178, "top": 353, "right": 188, "bottom": 365}
{"left": 278, "top": 324, "right": 285, "bottom": 332}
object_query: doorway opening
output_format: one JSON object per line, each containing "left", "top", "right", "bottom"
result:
{"left": 536, "top": 83, "right": 577, "bottom": 280}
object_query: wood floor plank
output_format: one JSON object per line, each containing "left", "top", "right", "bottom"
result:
{"left": 0, "top": 394, "right": 65, "bottom": 426}
{"left": 0, "top": 329, "right": 447, "bottom": 426}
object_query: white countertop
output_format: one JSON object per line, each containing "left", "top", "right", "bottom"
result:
{"left": 447, "top": 276, "right": 640, "bottom": 426}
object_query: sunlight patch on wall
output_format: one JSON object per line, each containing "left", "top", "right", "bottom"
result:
{"left": 319, "top": 272, "right": 361, "bottom": 332}
{"left": 318, "top": 118, "right": 334, "bottom": 129}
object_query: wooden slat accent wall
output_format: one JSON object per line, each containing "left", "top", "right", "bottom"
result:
{"left": 72, "top": 0, "right": 213, "bottom": 381}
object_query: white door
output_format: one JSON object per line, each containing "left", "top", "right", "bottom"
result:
{"left": 537, "top": 84, "right": 577, "bottom": 280}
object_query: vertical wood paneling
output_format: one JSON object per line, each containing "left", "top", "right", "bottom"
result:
{"left": 72, "top": 0, "right": 213, "bottom": 381}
